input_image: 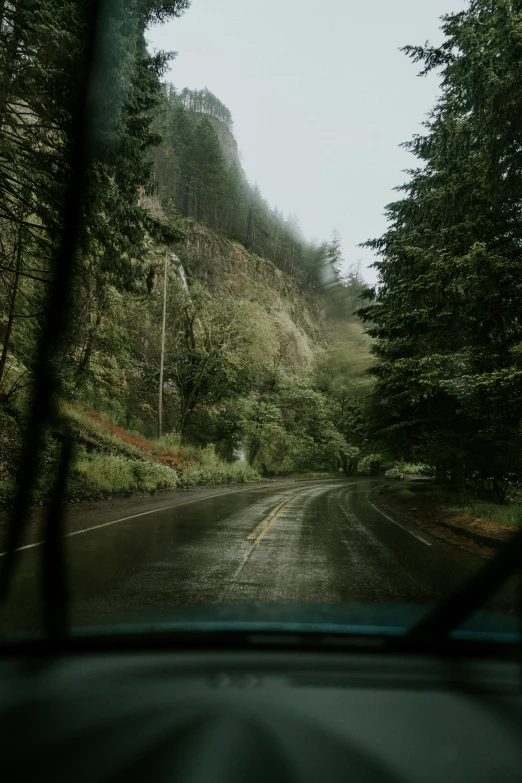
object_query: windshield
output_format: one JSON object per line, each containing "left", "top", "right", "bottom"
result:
{"left": 0, "top": 0, "right": 521, "bottom": 646}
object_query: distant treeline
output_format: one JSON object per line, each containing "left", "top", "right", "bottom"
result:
{"left": 152, "top": 86, "right": 346, "bottom": 290}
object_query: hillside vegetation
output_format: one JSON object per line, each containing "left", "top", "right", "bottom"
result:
{"left": 0, "top": 2, "right": 374, "bottom": 506}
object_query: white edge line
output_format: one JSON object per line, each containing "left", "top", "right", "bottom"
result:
{"left": 0, "top": 480, "right": 364, "bottom": 559}
{"left": 0, "top": 486, "right": 264, "bottom": 558}
{"left": 368, "top": 501, "right": 432, "bottom": 546}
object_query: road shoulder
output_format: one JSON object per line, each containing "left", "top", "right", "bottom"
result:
{"left": 368, "top": 480, "right": 513, "bottom": 559}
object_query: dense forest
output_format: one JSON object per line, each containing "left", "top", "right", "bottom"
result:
{"left": 360, "top": 0, "right": 522, "bottom": 503}
{"left": 0, "top": 0, "right": 371, "bottom": 505}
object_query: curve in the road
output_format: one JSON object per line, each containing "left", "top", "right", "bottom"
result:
{"left": 0, "top": 484, "right": 279, "bottom": 558}
{"left": 3, "top": 478, "right": 514, "bottom": 635}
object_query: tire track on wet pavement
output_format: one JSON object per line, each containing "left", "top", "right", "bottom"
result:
{"left": 219, "top": 484, "right": 344, "bottom": 600}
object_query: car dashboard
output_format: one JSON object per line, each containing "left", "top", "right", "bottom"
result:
{"left": 0, "top": 644, "right": 521, "bottom": 782}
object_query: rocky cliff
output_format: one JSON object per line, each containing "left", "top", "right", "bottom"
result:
{"left": 174, "top": 218, "right": 326, "bottom": 371}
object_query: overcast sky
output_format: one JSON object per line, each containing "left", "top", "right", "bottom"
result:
{"left": 147, "top": 0, "right": 467, "bottom": 283}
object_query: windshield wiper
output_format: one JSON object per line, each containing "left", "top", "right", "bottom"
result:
{"left": 408, "top": 526, "right": 522, "bottom": 645}
{"left": 0, "top": 0, "right": 102, "bottom": 642}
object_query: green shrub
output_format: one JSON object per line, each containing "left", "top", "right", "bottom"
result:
{"left": 132, "top": 461, "right": 178, "bottom": 491}
{"left": 0, "top": 470, "right": 16, "bottom": 506}
{"left": 74, "top": 451, "right": 135, "bottom": 493}
{"left": 72, "top": 448, "right": 177, "bottom": 495}
{"left": 199, "top": 443, "right": 222, "bottom": 467}
{"left": 396, "top": 461, "right": 423, "bottom": 475}
{"left": 357, "top": 454, "right": 384, "bottom": 475}
{"left": 182, "top": 458, "right": 259, "bottom": 487}
{"left": 152, "top": 432, "right": 182, "bottom": 451}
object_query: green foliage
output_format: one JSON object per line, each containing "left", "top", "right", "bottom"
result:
{"left": 73, "top": 447, "right": 177, "bottom": 495}
{"left": 0, "top": 0, "right": 188, "bottom": 414}
{"left": 395, "top": 461, "right": 422, "bottom": 475}
{"left": 239, "top": 377, "right": 367, "bottom": 477}
{"left": 62, "top": 236, "right": 373, "bottom": 472}
{"left": 181, "top": 462, "right": 259, "bottom": 487}
{"left": 178, "top": 88, "right": 233, "bottom": 128}
{"left": 359, "top": 0, "right": 522, "bottom": 501}
{"left": 358, "top": 454, "right": 384, "bottom": 475}
{"left": 0, "top": 470, "right": 16, "bottom": 507}
{"left": 152, "top": 432, "right": 183, "bottom": 451}
{"left": 0, "top": 1, "right": 378, "bottom": 498}
{"left": 65, "top": 404, "right": 148, "bottom": 460}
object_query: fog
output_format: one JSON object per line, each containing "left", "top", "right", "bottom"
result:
{"left": 147, "top": 0, "right": 467, "bottom": 283}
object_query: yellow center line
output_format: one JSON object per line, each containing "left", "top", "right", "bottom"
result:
{"left": 248, "top": 489, "right": 308, "bottom": 544}
{"left": 246, "top": 497, "right": 288, "bottom": 540}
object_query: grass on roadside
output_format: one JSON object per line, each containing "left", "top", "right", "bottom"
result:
{"left": 72, "top": 448, "right": 178, "bottom": 496}
{"left": 380, "top": 479, "right": 522, "bottom": 536}
{"left": 1, "top": 403, "right": 261, "bottom": 506}
{"left": 447, "top": 500, "right": 522, "bottom": 529}
{"left": 180, "top": 444, "right": 259, "bottom": 486}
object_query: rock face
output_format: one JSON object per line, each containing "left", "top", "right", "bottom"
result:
{"left": 201, "top": 114, "right": 240, "bottom": 167}
{"left": 175, "top": 219, "right": 326, "bottom": 371}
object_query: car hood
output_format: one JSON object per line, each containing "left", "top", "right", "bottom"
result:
{"left": 67, "top": 602, "right": 518, "bottom": 643}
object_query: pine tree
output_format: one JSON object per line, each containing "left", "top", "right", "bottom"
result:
{"left": 360, "top": 0, "right": 522, "bottom": 500}
{"left": 0, "top": 1, "right": 188, "bottom": 396}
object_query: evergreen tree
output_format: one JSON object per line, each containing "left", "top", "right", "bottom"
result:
{"left": 360, "top": 0, "right": 522, "bottom": 500}
{"left": 0, "top": 1, "right": 188, "bottom": 396}
{"left": 152, "top": 86, "right": 343, "bottom": 290}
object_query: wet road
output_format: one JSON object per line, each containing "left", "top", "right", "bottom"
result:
{"left": 0, "top": 479, "right": 507, "bottom": 633}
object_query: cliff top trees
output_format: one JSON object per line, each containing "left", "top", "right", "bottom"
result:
{"left": 179, "top": 87, "right": 233, "bottom": 129}
{"left": 153, "top": 86, "right": 351, "bottom": 292}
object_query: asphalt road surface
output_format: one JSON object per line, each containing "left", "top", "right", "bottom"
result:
{"left": 0, "top": 479, "right": 513, "bottom": 634}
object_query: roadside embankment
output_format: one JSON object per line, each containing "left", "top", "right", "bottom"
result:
{"left": 369, "top": 478, "right": 519, "bottom": 558}
{"left": 0, "top": 404, "right": 259, "bottom": 508}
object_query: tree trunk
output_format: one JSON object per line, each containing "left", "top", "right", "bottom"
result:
{"left": 74, "top": 309, "right": 102, "bottom": 391}
{"left": 248, "top": 438, "right": 260, "bottom": 467}
{"left": 158, "top": 252, "right": 168, "bottom": 438}
{"left": 179, "top": 400, "right": 193, "bottom": 440}
{"left": 182, "top": 180, "right": 190, "bottom": 216}
{"left": 449, "top": 465, "right": 465, "bottom": 493}
{"left": 0, "top": 223, "right": 22, "bottom": 389}
{"left": 340, "top": 450, "right": 358, "bottom": 476}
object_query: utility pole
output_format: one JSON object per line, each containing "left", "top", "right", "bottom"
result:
{"left": 158, "top": 251, "right": 168, "bottom": 438}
